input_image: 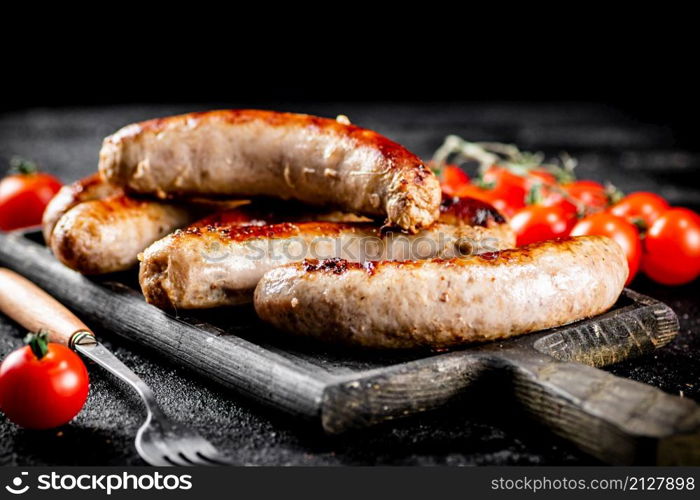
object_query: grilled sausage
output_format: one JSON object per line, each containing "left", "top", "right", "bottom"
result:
{"left": 99, "top": 110, "right": 442, "bottom": 232}
{"left": 42, "top": 173, "right": 121, "bottom": 244}
{"left": 139, "top": 197, "right": 515, "bottom": 309}
{"left": 43, "top": 174, "right": 258, "bottom": 274}
{"left": 253, "top": 236, "right": 628, "bottom": 349}
{"left": 50, "top": 195, "right": 198, "bottom": 274}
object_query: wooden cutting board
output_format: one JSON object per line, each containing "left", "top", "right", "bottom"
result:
{"left": 0, "top": 230, "right": 698, "bottom": 465}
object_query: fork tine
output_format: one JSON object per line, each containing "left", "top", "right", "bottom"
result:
{"left": 197, "top": 451, "right": 233, "bottom": 465}
{"left": 160, "top": 435, "right": 223, "bottom": 466}
{"left": 179, "top": 450, "right": 214, "bottom": 466}
{"left": 143, "top": 438, "right": 231, "bottom": 466}
{"left": 180, "top": 434, "right": 232, "bottom": 465}
{"left": 162, "top": 453, "right": 193, "bottom": 467}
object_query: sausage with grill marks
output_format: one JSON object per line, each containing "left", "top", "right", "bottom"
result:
{"left": 50, "top": 195, "right": 198, "bottom": 274}
{"left": 253, "top": 236, "right": 628, "bottom": 349}
{"left": 139, "top": 197, "right": 514, "bottom": 309}
{"left": 42, "top": 173, "right": 121, "bottom": 244}
{"left": 43, "top": 175, "right": 257, "bottom": 274}
{"left": 99, "top": 110, "right": 442, "bottom": 233}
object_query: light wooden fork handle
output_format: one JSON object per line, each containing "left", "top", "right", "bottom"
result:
{"left": 0, "top": 267, "right": 94, "bottom": 348}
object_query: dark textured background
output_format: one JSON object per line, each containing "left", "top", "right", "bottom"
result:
{"left": 0, "top": 103, "right": 698, "bottom": 465}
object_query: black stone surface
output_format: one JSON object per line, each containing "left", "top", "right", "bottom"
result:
{"left": 0, "top": 103, "right": 698, "bottom": 466}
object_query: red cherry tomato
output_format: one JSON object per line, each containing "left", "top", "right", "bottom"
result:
{"left": 485, "top": 183, "right": 526, "bottom": 218}
{"left": 473, "top": 167, "right": 526, "bottom": 217}
{"left": 510, "top": 205, "right": 576, "bottom": 246}
{"left": 452, "top": 184, "right": 494, "bottom": 205}
{"left": 0, "top": 160, "right": 62, "bottom": 231}
{"left": 537, "top": 186, "right": 579, "bottom": 220}
{"left": 483, "top": 165, "right": 558, "bottom": 193}
{"left": 525, "top": 169, "right": 557, "bottom": 190}
{"left": 482, "top": 165, "right": 528, "bottom": 191}
{"left": 570, "top": 213, "right": 642, "bottom": 285}
{"left": 610, "top": 192, "right": 670, "bottom": 229}
{"left": 0, "top": 332, "right": 89, "bottom": 429}
{"left": 642, "top": 208, "right": 700, "bottom": 285}
{"left": 563, "top": 180, "right": 609, "bottom": 215}
{"left": 439, "top": 165, "right": 470, "bottom": 196}
{"left": 453, "top": 183, "right": 523, "bottom": 217}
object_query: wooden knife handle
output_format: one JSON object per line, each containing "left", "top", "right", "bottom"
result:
{"left": 0, "top": 267, "right": 94, "bottom": 347}
{"left": 496, "top": 350, "right": 700, "bottom": 465}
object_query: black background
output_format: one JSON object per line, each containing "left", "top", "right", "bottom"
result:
{"left": 1, "top": 18, "right": 697, "bottom": 149}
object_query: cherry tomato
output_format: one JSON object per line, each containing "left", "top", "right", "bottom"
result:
{"left": 0, "top": 331, "right": 89, "bottom": 429}
{"left": 610, "top": 192, "right": 670, "bottom": 229}
{"left": 484, "top": 165, "right": 558, "bottom": 193}
{"left": 546, "top": 198, "right": 579, "bottom": 220}
{"left": 525, "top": 169, "right": 557, "bottom": 190}
{"left": 439, "top": 165, "right": 470, "bottom": 196}
{"left": 0, "top": 160, "right": 62, "bottom": 231}
{"left": 642, "top": 208, "right": 700, "bottom": 285}
{"left": 485, "top": 183, "right": 526, "bottom": 218}
{"left": 535, "top": 185, "right": 579, "bottom": 220}
{"left": 570, "top": 213, "right": 642, "bottom": 285}
{"left": 452, "top": 184, "right": 494, "bottom": 204}
{"left": 562, "top": 180, "right": 609, "bottom": 215}
{"left": 473, "top": 167, "right": 526, "bottom": 217}
{"left": 510, "top": 205, "right": 577, "bottom": 246}
{"left": 482, "top": 165, "right": 528, "bottom": 191}
{"left": 453, "top": 183, "right": 522, "bottom": 217}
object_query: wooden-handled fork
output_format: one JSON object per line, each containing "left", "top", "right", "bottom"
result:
{"left": 0, "top": 268, "right": 231, "bottom": 466}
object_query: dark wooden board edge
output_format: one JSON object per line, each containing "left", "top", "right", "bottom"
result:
{"left": 319, "top": 291, "right": 679, "bottom": 433}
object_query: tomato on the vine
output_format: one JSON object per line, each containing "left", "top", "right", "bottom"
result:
{"left": 0, "top": 331, "right": 89, "bottom": 429}
{"left": 452, "top": 184, "right": 493, "bottom": 204}
{"left": 562, "top": 180, "right": 609, "bottom": 215}
{"left": 438, "top": 165, "right": 470, "bottom": 196}
{"left": 525, "top": 169, "right": 557, "bottom": 190}
{"left": 482, "top": 165, "right": 527, "bottom": 190}
{"left": 610, "top": 192, "right": 669, "bottom": 229}
{"left": 0, "top": 159, "right": 62, "bottom": 231}
{"left": 570, "top": 213, "right": 642, "bottom": 285}
{"left": 486, "top": 183, "right": 526, "bottom": 218}
{"left": 474, "top": 166, "right": 527, "bottom": 217}
{"left": 642, "top": 208, "right": 700, "bottom": 285}
{"left": 454, "top": 182, "right": 525, "bottom": 218}
{"left": 510, "top": 205, "right": 576, "bottom": 246}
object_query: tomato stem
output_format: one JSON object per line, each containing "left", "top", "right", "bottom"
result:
{"left": 9, "top": 156, "right": 38, "bottom": 175}
{"left": 526, "top": 184, "right": 544, "bottom": 205}
{"left": 605, "top": 181, "right": 625, "bottom": 205}
{"left": 630, "top": 217, "right": 648, "bottom": 233}
{"left": 472, "top": 177, "right": 495, "bottom": 190}
{"left": 431, "top": 136, "right": 578, "bottom": 184}
{"left": 23, "top": 330, "right": 50, "bottom": 360}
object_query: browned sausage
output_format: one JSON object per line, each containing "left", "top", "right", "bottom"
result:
{"left": 139, "top": 197, "right": 515, "bottom": 309}
{"left": 42, "top": 173, "right": 121, "bottom": 244}
{"left": 50, "top": 195, "right": 197, "bottom": 274}
{"left": 43, "top": 174, "right": 256, "bottom": 274}
{"left": 98, "top": 110, "right": 442, "bottom": 232}
{"left": 253, "top": 236, "right": 629, "bottom": 349}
